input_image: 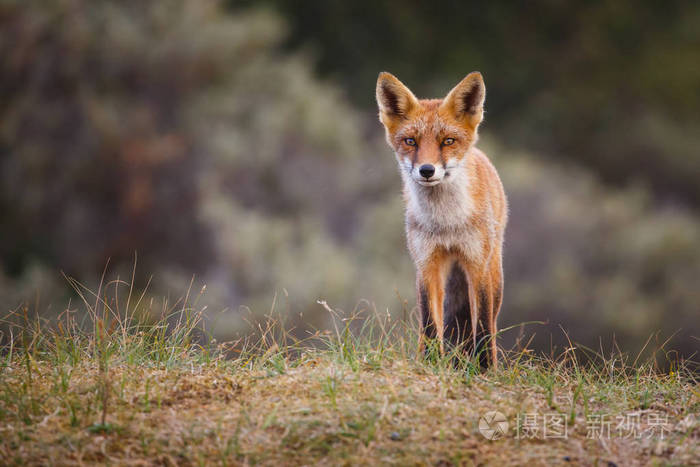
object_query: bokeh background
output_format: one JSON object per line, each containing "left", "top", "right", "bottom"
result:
{"left": 1, "top": 0, "right": 698, "bottom": 359}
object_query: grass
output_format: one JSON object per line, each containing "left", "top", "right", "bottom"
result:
{"left": 0, "top": 275, "right": 698, "bottom": 466}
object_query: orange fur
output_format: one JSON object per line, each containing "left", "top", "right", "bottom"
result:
{"left": 376, "top": 72, "right": 507, "bottom": 367}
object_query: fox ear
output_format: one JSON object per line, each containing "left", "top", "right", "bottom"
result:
{"left": 441, "top": 72, "right": 485, "bottom": 129}
{"left": 376, "top": 72, "right": 419, "bottom": 126}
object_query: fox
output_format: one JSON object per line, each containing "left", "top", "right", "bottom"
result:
{"left": 376, "top": 71, "right": 507, "bottom": 368}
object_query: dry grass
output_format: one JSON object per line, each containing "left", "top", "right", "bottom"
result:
{"left": 1, "top": 278, "right": 698, "bottom": 466}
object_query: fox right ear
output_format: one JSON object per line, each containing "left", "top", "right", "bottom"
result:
{"left": 376, "top": 72, "right": 419, "bottom": 127}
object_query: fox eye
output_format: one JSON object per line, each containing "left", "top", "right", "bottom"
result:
{"left": 404, "top": 138, "right": 417, "bottom": 146}
{"left": 442, "top": 138, "right": 455, "bottom": 146}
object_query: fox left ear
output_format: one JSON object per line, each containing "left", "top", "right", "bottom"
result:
{"left": 376, "top": 72, "right": 419, "bottom": 128}
{"left": 440, "top": 72, "right": 485, "bottom": 129}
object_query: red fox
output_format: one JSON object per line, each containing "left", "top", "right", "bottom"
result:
{"left": 376, "top": 72, "right": 507, "bottom": 367}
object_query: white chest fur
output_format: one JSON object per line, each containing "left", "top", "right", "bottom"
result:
{"left": 402, "top": 165, "right": 486, "bottom": 268}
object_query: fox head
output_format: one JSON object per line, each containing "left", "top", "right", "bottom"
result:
{"left": 376, "top": 72, "right": 485, "bottom": 187}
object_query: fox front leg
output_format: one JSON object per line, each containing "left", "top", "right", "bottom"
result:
{"left": 417, "top": 250, "right": 449, "bottom": 355}
{"left": 461, "top": 260, "right": 497, "bottom": 368}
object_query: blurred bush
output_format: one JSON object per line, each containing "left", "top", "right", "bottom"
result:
{"left": 0, "top": 0, "right": 408, "bottom": 327}
{"left": 0, "top": 1, "right": 697, "bottom": 357}
{"left": 495, "top": 144, "right": 700, "bottom": 358}
{"left": 244, "top": 0, "right": 700, "bottom": 206}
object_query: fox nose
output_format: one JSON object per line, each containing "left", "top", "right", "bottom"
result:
{"left": 419, "top": 164, "right": 435, "bottom": 179}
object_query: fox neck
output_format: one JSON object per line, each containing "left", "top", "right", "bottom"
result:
{"left": 401, "top": 153, "right": 474, "bottom": 229}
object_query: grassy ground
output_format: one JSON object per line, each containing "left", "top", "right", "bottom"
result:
{"left": 1, "top": 284, "right": 698, "bottom": 466}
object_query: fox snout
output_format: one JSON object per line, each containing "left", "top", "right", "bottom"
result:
{"left": 419, "top": 164, "right": 435, "bottom": 178}
{"left": 412, "top": 163, "right": 446, "bottom": 186}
